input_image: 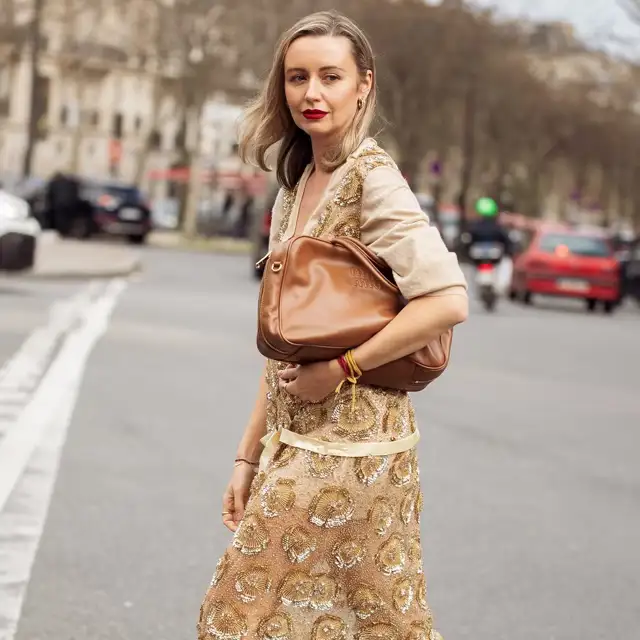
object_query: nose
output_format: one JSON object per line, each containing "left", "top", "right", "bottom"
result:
{"left": 304, "top": 77, "right": 322, "bottom": 103}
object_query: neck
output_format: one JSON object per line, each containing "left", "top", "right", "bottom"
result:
{"left": 309, "top": 135, "right": 337, "bottom": 174}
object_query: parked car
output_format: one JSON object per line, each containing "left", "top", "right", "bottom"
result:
{"left": 0, "top": 190, "right": 40, "bottom": 272}
{"left": 80, "top": 180, "right": 152, "bottom": 244}
{"left": 251, "top": 186, "right": 278, "bottom": 280}
{"left": 509, "top": 225, "right": 620, "bottom": 313}
{"left": 8, "top": 176, "right": 152, "bottom": 244}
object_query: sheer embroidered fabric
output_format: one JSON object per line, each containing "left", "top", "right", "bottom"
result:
{"left": 198, "top": 140, "right": 465, "bottom": 640}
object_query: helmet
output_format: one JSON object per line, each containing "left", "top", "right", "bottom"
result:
{"left": 475, "top": 197, "right": 498, "bottom": 217}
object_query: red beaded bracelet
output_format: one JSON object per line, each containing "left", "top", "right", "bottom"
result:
{"left": 337, "top": 355, "right": 350, "bottom": 377}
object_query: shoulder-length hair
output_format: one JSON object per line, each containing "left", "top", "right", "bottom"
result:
{"left": 238, "top": 10, "right": 378, "bottom": 190}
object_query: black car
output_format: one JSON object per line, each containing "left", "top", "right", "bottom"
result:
{"left": 14, "top": 178, "right": 152, "bottom": 244}
{"left": 80, "top": 181, "right": 152, "bottom": 244}
{"left": 16, "top": 177, "right": 152, "bottom": 244}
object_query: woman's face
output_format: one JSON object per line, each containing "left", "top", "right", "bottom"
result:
{"left": 284, "top": 35, "right": 371, "bottom": 142}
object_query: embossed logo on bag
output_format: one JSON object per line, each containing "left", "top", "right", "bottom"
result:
{"left": 350, "top": 266, "right": 381, "bottom": 290}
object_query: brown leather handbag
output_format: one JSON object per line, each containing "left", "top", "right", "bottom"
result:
{"left": 257, "top": 234, "right": 452, "bottom": 392}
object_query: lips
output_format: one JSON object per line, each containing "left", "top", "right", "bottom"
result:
{"left": 303, "top": 110, "right": 328, "bottom": 120}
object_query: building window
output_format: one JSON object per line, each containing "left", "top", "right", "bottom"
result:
{"left": 135, "top": 116, "right": 142, "bottom": 132}
{"left": 149, "top": 129, "right": 161, "bottom": 149}
{"left": 174, "top": 121, "right": 186, "bottom": 149}
{"left": 0, "top": 67, "right": 10, "bottom": 110}
{"left": 60, "top": 105, "right": 69, "bottom": 126}
{"left": 112, "top": 112, "right": 123, "bottom": 139}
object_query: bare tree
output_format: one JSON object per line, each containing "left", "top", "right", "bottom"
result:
{"left": 620, "top": 0, "right": 640, "bottom": 25}
{"left": 176, "top": 0, "right": 640, "bottom": 232}
{"left": 20, "top": 0, "right": 45, "bottom": 176}
{"left": 217, "top": 0, "right": 337, "bottom": 80}
{"left": 359, "top": 0, "right": 451, "bottom": 188}
{"left": 127, "top": 0, "right": 247, "bottom": 236}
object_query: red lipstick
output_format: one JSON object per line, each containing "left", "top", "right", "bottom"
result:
{"left": 303, "top": 109, "right": 328, "bottom": 120}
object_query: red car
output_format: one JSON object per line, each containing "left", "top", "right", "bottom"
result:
{"left": 510, "top": 225, "right": 620, "bottom": 313}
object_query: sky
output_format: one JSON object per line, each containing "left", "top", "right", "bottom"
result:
{"left": 470, "top": 0, "right": 640, "bottom": 57}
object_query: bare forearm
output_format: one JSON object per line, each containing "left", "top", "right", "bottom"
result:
{"left": 352, "top": 293, "right": 468, "bottom": 372}
{"left": 235, "top": 364, "right": 269, "bottom": 461}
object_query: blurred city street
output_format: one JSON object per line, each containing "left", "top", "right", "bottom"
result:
{"left": 2, "top": 0, "right": 640, "bottom": 636}
{"left": 0, "top": 247, "right": 638, "bottom": 640}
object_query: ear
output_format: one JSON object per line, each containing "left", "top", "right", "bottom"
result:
{"left": 359, "top": 69, "right": 373, "bottom": 98}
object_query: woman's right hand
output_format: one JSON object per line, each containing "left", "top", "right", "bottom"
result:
{"left": 222, "top": 462, "right": 257, "bottom": 532}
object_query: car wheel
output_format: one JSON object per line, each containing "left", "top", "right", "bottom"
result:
{"left": 586, "top": 298, "right": 597, "bottom": 312}
{"left": 603, "top": 301, "right": 616, "bottom": 314}
{"left": 508, "top": 289, "right": 517, "bottom": 301}
{"left": 0, "top": 233, "right": 36, "bottom": 271}
{"left": 522, "top": 291, "right": 532, "bottom": 305}
{"left": 68, "top": 216, "right": 92, "bottom": 239}
{"left": 128, "top": 234, "right": 146, "bottom": 245}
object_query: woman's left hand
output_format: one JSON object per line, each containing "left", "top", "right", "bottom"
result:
{"left": 278, "top": 360, "right": 345, "bottom": 403}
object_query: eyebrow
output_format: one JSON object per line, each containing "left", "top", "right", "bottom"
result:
{"left": 285, "top": 66, "right": 346, "bottom": 73}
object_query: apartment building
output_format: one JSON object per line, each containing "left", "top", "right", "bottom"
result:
{"left": 0, "top": 3, "right": 243, "bottom": 199}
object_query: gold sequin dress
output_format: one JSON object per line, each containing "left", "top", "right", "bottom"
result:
{"left": 198, "top": 140, "right": 467, "bottom": 640}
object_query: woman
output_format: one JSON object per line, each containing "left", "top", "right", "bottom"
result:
{"left": 198, "top": 10, "right": 468, "bottom": 640}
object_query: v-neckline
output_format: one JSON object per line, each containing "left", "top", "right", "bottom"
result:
{"left": 287, "top": 164, "right": 332, "bottom": 240}
{"left": 281, "top": 138, "right": 376, "bottom": 241}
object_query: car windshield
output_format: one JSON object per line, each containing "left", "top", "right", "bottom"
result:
{"left": 539, "top": 233, "right": 611, "bottom": 258}
{"left": 105, "top": 186, "right": 140, "bottom": 199}
{"left": 83, "top": 184, "right": 141, "bottom": 203}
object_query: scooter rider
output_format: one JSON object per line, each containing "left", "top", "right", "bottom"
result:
{"left": 467, "top": 197, "right": 513, "bottom": 257}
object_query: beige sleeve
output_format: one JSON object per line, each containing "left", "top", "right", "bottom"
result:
{"left": 360, "top": 165, "right": 468, "bottom": 300}
{"left": 268, "top": 188, "right": 285, "bottom": 251}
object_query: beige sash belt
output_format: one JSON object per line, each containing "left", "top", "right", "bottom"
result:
{"left": 259, "top": 427, "right": 420, "bottom": 472}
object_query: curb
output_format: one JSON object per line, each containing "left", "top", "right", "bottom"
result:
{"left": 148, "top": 233, "right": 252, "bottom": 255}
{"left": 1, "top": 259, "right": 142, "bottom": 281}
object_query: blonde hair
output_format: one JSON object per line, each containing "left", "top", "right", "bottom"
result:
{"left": 238, "top": 10, "right": 377, "bottom": 190}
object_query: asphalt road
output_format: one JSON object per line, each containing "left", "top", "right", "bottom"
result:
{"left": 0, "top": 280, "right": 82, "bottom": 367}
{"left": 0, "top": 248, "right": 638, "bottom": 640}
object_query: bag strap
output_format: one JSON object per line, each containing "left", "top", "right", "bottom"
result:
{"left": 349, "top": 144, "right": 398, "bottom": 239}
{"left": 276, "top": 141, "right": 397, "bottom": 242}
{"left": 312, "top": 143, "right": 397, "bottom": 239}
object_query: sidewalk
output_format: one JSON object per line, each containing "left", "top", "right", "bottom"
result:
{"left": 3, "top": 232, "right": 142, "bottom": 280}
{"left": 147, "top": 230, "right": 252, "bottom": 255}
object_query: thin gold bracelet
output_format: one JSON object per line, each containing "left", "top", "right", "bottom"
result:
{"left": 235, "top": 458, "right": 259, "bottom": 467}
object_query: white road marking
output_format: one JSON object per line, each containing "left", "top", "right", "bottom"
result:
{"left": 0, "top": 282, "right": 99, "bottom": 387}
{"left": 0, "top": 283, "right": 100, "bottom": 440}
{"left": 0, "top": 278, "right": 127, "bottom": 640}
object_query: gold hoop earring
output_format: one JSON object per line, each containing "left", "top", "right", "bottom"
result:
{"left": 357, "top": 97, "right": 364, "bottom": 110}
